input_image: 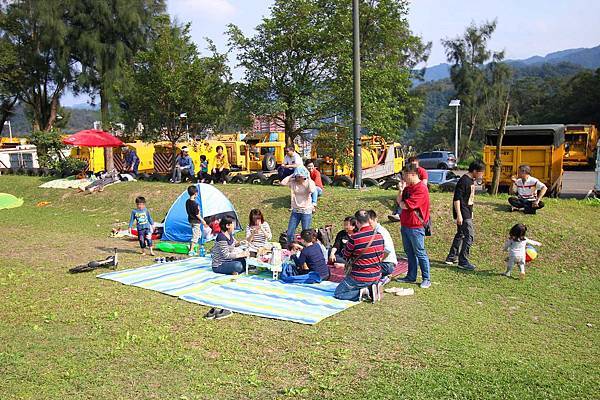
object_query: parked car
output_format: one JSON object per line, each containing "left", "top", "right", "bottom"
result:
{"left": 427, "top": 169, "right": 460, "bottom": 191}
{"left": 416, "top": 151, "right": 457, "bottom": 169}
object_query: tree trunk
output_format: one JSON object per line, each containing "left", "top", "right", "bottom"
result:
{"left": 45, "top": 95, "right": 59, "bottom": 131}
{"left": 0, "top": 98, "right": 17, "bottom": 135}
{"left": 284, "top": 112, "right": 295, "bottom": 146}
{"left": 462, "top": 115, "right": 477, "bottom": 159}
{"left": 490, "top": 101, "right": 510, "bottom": 195}
{"left": 100, "top": 84, "right": 115, "bottom": 172}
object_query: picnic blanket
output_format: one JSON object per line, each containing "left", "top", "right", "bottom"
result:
{"left": 97, "top": 257, "right": 357, "bottom": 324}
{"left": 39, "top": 176, "right": 93, "bottom": 190}
{"left": 0, "top": 193, "right": 23, "bottom": 210}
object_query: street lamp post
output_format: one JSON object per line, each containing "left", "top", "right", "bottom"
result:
{"left": 352, "top": 0, "right": 362, "bottom": 189}
{"left": 449, "top": 99, "right": 460, "bottom": 160}
{"left": 3, "top": 121, "right": 12, "bottom": 140}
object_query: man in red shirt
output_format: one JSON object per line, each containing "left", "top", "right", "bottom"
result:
{"left": 388, "top": 156, "right": 428, "bottom": 222}
{"left": 306, "top": 160, "right": 324, "bottom": 208}
{"left": 334, "top": 210, "right": 385, "bottom": 302}
{"left": 396, "top": 164, "right": 432, "bottom": 288}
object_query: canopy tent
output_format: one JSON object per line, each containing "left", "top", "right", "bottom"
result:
{"left": 162, "top": 183, "right": 241, "bottom": 242}
{"left": 63, "top": 129, "right": 124, "bottom": 147}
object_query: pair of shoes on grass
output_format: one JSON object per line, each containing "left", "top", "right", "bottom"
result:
{"left": 204, "top": 307, "right": 233, "bottom": 320}
{"left": 384, "top": 287, "right": 415, "bottom": 296}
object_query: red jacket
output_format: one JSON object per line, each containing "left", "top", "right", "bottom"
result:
{"left": 400, "top": 182, "right": 430, "bottom": 229}
{"left": 310, "top": 169, "right": 324, "bottom": 190}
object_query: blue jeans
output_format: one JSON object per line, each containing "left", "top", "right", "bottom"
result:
{"left": 334, "top": 275, "right": 371, "bottom": 301}
{"left": 401, "top": 226, "right": 431, "bottom": 282}
{"left": 311, "top": 186, "right": 323, "bottom": 205}
{"left": 137, "top": 228, "right": 153, "bottom": 249}
{"left": 286, "top": 211, "right": 312, "bottom": 244}
{"left": 212, "top": 259, "right": 246, "bottom": 275}
{"left": 380, "top": 262, "right": 396, "bottom": 278}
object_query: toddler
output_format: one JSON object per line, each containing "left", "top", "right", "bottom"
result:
{"left": 503, "top": 223, "right": 541, "bottom": 279}
{"left": 128, "top": 196, "right": 155, "bottom": 255}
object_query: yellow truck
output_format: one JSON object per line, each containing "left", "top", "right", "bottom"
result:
{"left": 483, "top": 124, "right": 565, "bottom": 197}
{"left": 217, "top": 132, "right": 287, "bottom": 173}
{"left": 71, "top": 141, "right": 155, "bottom": 174}
{"left": 311, "top": 134, "right": 405, "bottom": 187}
{"left": 563, "top": 124, "right": 598, "bottom": 168}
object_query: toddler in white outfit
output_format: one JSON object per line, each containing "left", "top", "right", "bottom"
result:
{"left": 503, "top": 223, "right": 541, "bottom": 279}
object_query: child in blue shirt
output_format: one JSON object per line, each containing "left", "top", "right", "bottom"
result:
{"left": 197, "top": 155, "right": 211, "bottom": 183}
{"left": 290, "top": 229, "right": 330, "bottom": 281}
{"left": 128, "top": 196, "right": 155, "bottom": 255}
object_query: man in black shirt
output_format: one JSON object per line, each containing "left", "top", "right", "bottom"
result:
{"left": 445, "top": 161, "right": 485, "bottom": 270}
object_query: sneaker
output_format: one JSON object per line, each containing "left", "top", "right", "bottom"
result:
{"left": 204, "top": 307, "right": 218, "bottom": 319}
{"left": 358, "top": 287, "right": 371, "bottom": 302}
{"left": 188, "top": 250, "right": 197, "bottom": 256}
{"left": 214, "top": 309, "right": 233, "bottom": 320}
{"left": 444, "top": 257, "right": 457, "bottom": 265}
{"left": 395, "top": 276, "right": 417, "bottom": 284}
{"left": 502, "top": 272, "right": 511, "bottom": 277}
{"left": 380, "top": 276, "right": 392, "bottom": 286}
{"left": 387, "top": 214, "right": 401, "bottom": 222}
{"left": 420, "top": 280, "right": 431, "bottom": 289}
{"left": 370, "top": 283, "right": 382, "bottom": 302}
{"left": 457, "top": 263, "right": 476, "bottom": 271}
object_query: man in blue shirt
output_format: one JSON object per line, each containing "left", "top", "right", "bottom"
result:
{"left": 170, "top": 146, "right": 195, "bottom": 183}
{"left": 123, "top": 147, "right": 140, "bottom": 176}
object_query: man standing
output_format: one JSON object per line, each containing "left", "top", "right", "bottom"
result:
{"left": 123, "top": 147, "right": 140, "bottom": 177}
{"left": 388, "top": 156, "right": 428, "bottom": 222}
{"left": 444, "top": 161, "right": 485, "bottom": 271}
{"left": 508, "top": 165, "right": 547, "bottom": 214}
{"left": 334, "top": 210, "right": 385, "bottom": 302}
{"left": 278, "top": 145, "right": 303, "bottom": 180}
{"left": 396, "top": 164, "right": 432, "bottom": 288}
{"left": 170, "top": 146, "right": 195, "bottom": 183}
{"left": 367, "top": 210, "right": 397, "bottom": 285}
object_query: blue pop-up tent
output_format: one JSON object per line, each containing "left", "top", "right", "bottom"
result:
{"left": 162, "top": 183, "right": 241, "bottom": 242}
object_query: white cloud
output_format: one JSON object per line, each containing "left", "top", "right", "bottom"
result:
{"left": 169, "top": 0, "right": 236, "bottom": 21}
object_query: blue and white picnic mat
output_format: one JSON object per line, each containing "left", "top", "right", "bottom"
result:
{"left": 97, "top": 257, "right": 357, "bottom": 324}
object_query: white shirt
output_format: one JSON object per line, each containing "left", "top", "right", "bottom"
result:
{"left": 283, "top": 152, "right": 303, "bottom": 167}
{"left": 515, "top": 176, "right": 546, "bottom": 201}
{"left": 375, "top": 223, "right": 398, "bottom": 264}
{"left": 503, "top": 237, "right": 541, "bottom": 260}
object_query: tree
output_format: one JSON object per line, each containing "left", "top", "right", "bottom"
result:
{"left": 442, "top": 20, "right": 510, "bottom": 157}
{"left": 0, "top": 0, "right": 77, "bottom": 131}
{"left": 121, "top": 16, "right": 233, "bottom": 160}
{"left": 0, "top": 26, "right": 24, "bottom": 133}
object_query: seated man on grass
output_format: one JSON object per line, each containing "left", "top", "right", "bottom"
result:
{"left": 278, "top": 146, "right": 303, "bottom": 180}
{"left": 170, "top": 146, "right": 195, "bottom": 183}
{"left": 508, "top": 164, "right": 547, "bottom": 215}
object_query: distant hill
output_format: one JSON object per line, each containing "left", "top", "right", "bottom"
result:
{"left": 415, "top": 45, "right": 600, "bottom": 84}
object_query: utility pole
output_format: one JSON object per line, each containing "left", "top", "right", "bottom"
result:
{"left": 352, "top": 0, "right": 362, "bottom": 189}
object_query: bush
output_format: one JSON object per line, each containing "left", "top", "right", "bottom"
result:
{"left": 48, "top": 157, "right": 87, "bottom": 177}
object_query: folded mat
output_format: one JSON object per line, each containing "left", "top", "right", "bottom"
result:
{"left": 39, "top": 177, "right": 93, "bottom": 189}
{"left": 0, "top": 193, "right": 24, "bottom": 210}
{"left": 98, "top": 257, "right": 357, "bottom": 325}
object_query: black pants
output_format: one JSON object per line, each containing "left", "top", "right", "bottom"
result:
{"left": 197, "top": 171, "right": 212, "bottom": 183}
{"left": 447, "top": 218, "right": 474, "bottom": 266}
{"left": 509, "top": 197, "right": 545, "bottom": 214}
{"left": 212, "top": 168, "right": 230, "bottom": 183}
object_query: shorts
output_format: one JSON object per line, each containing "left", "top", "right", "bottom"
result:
{"left": 191, "top": 223, "right": 202, "bottom": 243}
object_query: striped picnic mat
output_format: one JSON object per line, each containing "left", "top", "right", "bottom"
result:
{"left": 97, "top": 257, "right": 357, "bottom": 325}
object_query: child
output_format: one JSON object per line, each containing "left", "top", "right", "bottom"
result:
{"left": 186, "top": 185, "right": 211, "bottom": 256}
{"left": 503, "top": 223, "right": 542, "bottom": 279}
{"left": 198, "top": 155, "right": 211, "bottom": 183}
{"left": 246, "top": 209, "right": 272, "bottom": 252}
{"left": 128, "top": 196, "right": 155, "bottom": 255}
{"left": 290, "top": 229, "right": 330, "bottom": 281}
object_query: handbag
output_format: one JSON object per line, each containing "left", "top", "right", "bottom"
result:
{"left": 414, "top": 208, "right": 432, "bottom": 236}
{"left": 344, "top": 233, "right": 377, "bottom": 275}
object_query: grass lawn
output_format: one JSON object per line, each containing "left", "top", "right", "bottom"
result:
{"left": 0, "top": 176, "right": 599, "bottom": 400}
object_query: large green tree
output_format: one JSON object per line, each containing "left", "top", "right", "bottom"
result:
{"left": 228, "top": 0, "right": 429, "bottom": 144}
{"left": 120, "top": 16, "right": 234, "bottom": 155}
{"left": 70, "top": 0, "right": 166, "bottom": 126}
{"left": 442, "top": 20, "right": 511, "bottom": 157}
{"left": 0, "top": 0, "right": 77, "bottom": 131}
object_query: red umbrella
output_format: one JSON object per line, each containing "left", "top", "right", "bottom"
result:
{"left": 62, "top": 129, "right": 124, "bottom": 147}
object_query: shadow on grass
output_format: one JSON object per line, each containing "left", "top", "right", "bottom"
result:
{"left": 476, "top": 200, "right": 513, "bottom": 213}
{"left": 260, "top": 195, "right": 291, "bottom": 210}
{"left": 430, "top": 258, "right": 500, "bottom": 278}
{"left": 96, "top": 246, "right": 139, "bottom": 255}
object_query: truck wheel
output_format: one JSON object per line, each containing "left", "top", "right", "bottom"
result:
{"left": 262, "top": 153, "right": 277, "bottom": 171}
{"left": 362, "top": 178, "right": 380, "bottom": 188}
{"left": 321, "top": 175, "right": 333, "bottom": 186}
{"left": 267, "top": 175, "right": 281, "bottom": 186}
{"left": 381, "top": 179, "right": 400, "bottom": 190}
{"left": 437, "top": 163, "right": 449, "bottom": 169}
{"left": 248, "top": 172, "right": 267, "bottom": 184}
{"left": 332, "top": 176, "right": 353, "bottom": 187}
{"left": 230, "top": 174, "right": 246, "bottom": 184}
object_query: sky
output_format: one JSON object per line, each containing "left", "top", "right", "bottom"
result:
{"left": 62, "top": 0, "right": 600, "bottom": 106}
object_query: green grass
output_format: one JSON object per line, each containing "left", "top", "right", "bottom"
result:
{"left": 0, "top": 176, "right": 599, "bottom": 400}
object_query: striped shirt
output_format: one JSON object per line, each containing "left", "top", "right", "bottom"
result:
{"left": 342, "top": 226, "right": 385, "bottom": 283}
{"left": 515, "top": 176, "right": 546, "bottom": 201}
{"left": 245, "top": 222, "right": 272, "bottom": 249}
{"left": 211, "top": 232, "right": 243, "bottom": 268}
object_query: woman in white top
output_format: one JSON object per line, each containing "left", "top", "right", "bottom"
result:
{"left": 245, "top": 209, "right": 272, "bottom": 251}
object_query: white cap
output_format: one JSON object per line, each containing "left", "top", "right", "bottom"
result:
{"left": 181, "top": 146, "right": 189, "bottom": 152}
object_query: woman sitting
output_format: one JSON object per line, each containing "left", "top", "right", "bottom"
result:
{"left": 328, "top": 216, "right": 357, "bottom": 266}
{"left": 211, "top": 215, "right": 249, "bottom": 275}
{"left": 245, "top": 209, "right": 272, "bottom": 252}
{"left": 289, "top": 229, "right": 330, "bottom": 281}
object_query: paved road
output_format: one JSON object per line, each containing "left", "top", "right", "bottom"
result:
{"left": 560, "top": 170, "right": 596, "bottom": 199}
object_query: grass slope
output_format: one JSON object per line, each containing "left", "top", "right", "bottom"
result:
{"left": 0, "top": 176, "right": 599, "bottom": 400}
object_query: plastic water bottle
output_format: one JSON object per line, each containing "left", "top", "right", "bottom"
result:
{"left": 199, "top": 244, "right": 206, "bottom": 257}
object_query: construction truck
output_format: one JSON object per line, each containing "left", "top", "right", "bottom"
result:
{"left": 483, "top": 124, "right": 565, "bottom": 197}
{"left": 563, "top": 124, "right": 598, "bottom": 168}
{"left": 311, "top": 134, "right": 405, "bottom": 188}
{"left": 71, "top": 141, "right": 155, "bottom": 174}
{"left": 152, "top": 140, "right": 229, "bottom": 179}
